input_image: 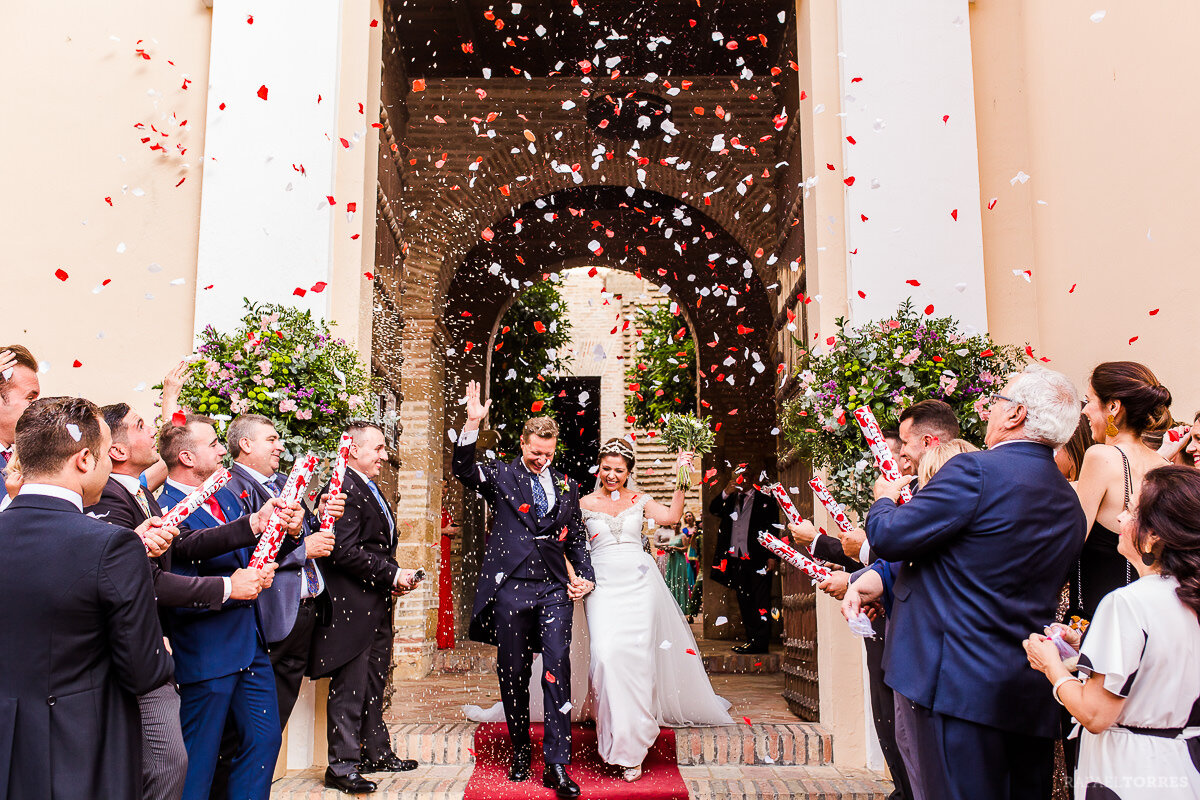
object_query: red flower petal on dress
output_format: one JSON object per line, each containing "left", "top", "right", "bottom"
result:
{"left": 686, "top": 648, "right": 697, "bottom": 656}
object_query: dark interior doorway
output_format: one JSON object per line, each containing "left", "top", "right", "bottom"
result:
{"left": 549, "top": 376, "right": 602, "bottom": 490}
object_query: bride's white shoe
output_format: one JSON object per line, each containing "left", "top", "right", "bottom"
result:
{"left": 621, "top": 765, "right": 643, "bottom": 782}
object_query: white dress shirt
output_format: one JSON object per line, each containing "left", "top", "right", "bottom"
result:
{"left": 18, "top": 483, "right": 83, "bottom": 511}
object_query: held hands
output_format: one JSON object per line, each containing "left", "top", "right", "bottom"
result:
{"left": 135, "top": 517, "right": 178, "bottom": 558}
{"left": 464, "top": 380, "right": 492, "bottom": 424}
{"left": 317, "top": 491, "right": 347, "bottom": 523}
{"left": 816, "top": 570, "right": 850, "bottom": 601}
{"left": 229, "top": 565, "right": 274, "bottom": 600}
{"left": 304, "top": 527, "right": 336, "bottom": 559}
{"left": 250, "top": 497, "right": 305, "bottom": 537}
{"left": 787, "top": 520, "right": 820, "bottom": 548}
{"left": 567, "top": 575, "right": 595, "bottom": 601}
{"left": 873, "top": 474, "right": 916, "bottom": 503}
{"left": 840, "top": 527, "right": 867, "bottom": 560}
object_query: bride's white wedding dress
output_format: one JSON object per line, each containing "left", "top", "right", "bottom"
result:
{"left": 465, "top": 493, "right": 732, "bottom": 769}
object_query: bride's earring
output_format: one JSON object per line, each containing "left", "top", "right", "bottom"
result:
{"left": 1141, "top": 550, "right": 1156, "bottom": 567}
{"left": 1105, "top": 413, "right": 1119, "bottom": 439}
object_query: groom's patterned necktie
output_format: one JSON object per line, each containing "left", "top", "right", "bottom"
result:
{"left": 531, "top": 474, "right": 549, "bottom": 518}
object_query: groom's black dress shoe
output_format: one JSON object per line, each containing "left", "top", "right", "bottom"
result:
{"left": 323, "top": 768, "right": 377, "bottom": 794}
{"left": 509, "top": 750, "right": 532, "bottom": 782}
{"left": 543, "top": 764, "right": 581, "bottom": 798}
{"left": 732, "top": 643, "right": 769, "bottom": 654}
{"left": 359, "top": 753, "right": 418, "bottom": 772}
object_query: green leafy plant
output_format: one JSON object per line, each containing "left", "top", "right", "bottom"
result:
{"left": 659, "top": 413, "right": 716, "bottom": 489}
{"left": 488, "top": 280, "right": 572, "bottom": 456}
{"left": 779, "top": 300, "right": 1027, "bottom": 515}
{"left": 623, "top": 303, "right": 697, "bottom": 429}
{"left": 176, "top": 300, "right": 374, "bottom": 464}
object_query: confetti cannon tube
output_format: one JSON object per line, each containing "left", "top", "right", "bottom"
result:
{"left": 758, "top": 532, "right": 832, "bottom": 582}
{"left": 159, "top": 469, "right": 232, "bottom": 528}
{"left": 249, "top": 454, "right": 319, "bottom": 569}
{"left": 766, "top": 483, "right": 805, "bottom": 527}
{"left": 808, "top": 476, "right": 854, "bottom": 534}
{"left": 319, "top": 435, "right": 353, "bottom": 533}
{"left": 852, "top": 407, "right": 913, "bottom": 504}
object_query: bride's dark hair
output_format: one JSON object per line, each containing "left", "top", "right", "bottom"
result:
{"left": 598, "top": 437, "right": 635, "bottom": 470}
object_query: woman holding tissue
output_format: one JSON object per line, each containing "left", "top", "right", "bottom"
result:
{"left": 1025, "top": 465, "right": 1200, "bottom": 799}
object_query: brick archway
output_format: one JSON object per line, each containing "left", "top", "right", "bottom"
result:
{"left": 438, "top": 184, "right": 778, "bottom": 644}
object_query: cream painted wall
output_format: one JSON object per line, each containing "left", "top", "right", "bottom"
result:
{"left": 0, "top": 2, "right": 212, "bottom": 421}
{"left": 972, "top": 0, "right": 1200, "bottom": 413}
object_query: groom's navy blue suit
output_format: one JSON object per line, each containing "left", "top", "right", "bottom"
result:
{"left": 867, "top": 441, "right": 1086, "bottom": 800}
{"left": 453, "top": 432, "right": 594, "bottom": 765}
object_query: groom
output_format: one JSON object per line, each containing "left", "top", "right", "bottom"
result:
{"left": 453, "top": 381, "right": 594, "bottom": 799}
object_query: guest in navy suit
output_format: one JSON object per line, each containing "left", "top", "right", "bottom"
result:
{"left": 0, "top": 345, "right": 40, "bottom": 491}
{"left": 860, "top": 366, "right": 1087, "bottom": 800}
{"left": 0, "top": 397, "right": 173, "bottom": 800}
{"left": 309, "top": 421, "right": 420, "bottom": 795}
{"left": 453, "top": 381, "right": 594, "bottom": 800}
{"left": 225, "top": 413, "right": 340, "bottom": 728}
{"left": 157, "top": 416, "right": 303, "bottom": 800}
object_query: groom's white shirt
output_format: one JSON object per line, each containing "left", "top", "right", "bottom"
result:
{"left": 458, "top": 427, "right": 556, "bottom": 512}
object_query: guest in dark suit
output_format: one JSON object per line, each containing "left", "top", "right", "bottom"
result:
{"left": 225, "top": 413, "right": 339, "bottom": 728}
{"left": 453, "top": 381, "right": 594, "bottom": 799}
{"left": 0, "top": 396, "right": 174, "bottom": 800}
{"left": 157, "top": 416, "right": 301, "bottom": 800}
{"left": 861, "top": 366, "right": 1087, "bottom": 800}
{"left": 707, "top": 467, "right": 780, "bottom": 654}
{"left": 0, "top": 345, "right": 40, "bottom": 489}
{"left": 309, "top": 421, "right": 420, "bottom": 795}
{"left": 87, "top": 406, "right": 282, "bottom": 800}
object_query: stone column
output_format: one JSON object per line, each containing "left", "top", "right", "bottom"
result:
{"left": 390, "top": 248, "right": 447, "bottom": 680}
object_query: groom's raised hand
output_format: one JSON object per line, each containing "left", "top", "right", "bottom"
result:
{"left": 463, "top": 379, "right": 491, "bottom": 431}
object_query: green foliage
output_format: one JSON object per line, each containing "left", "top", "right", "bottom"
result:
{"left": 779, "top": 300, "right": 1028, "bottom": 515}
{"left": 623, "top": 303, "right": 697, "bottom": 429}
{"left": 659, "top": 413, "right": 717, "bottom": 489}
{"left": 488, "top": 280, "right": 573, "bottom": 456}
{"left": 177, "top": 300, "right": 374, "bottom": 465}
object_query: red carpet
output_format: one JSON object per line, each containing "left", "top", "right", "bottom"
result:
{"left": 464, "top": 723, "right": 688, "bottom": 800}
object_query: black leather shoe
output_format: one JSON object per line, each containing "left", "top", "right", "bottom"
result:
{"left": 359, "top": 753, "right": 419, "bottom": 772}
{"left": 542, "top": 764, "right": 581, "bottom": 799}
{"left": 732, "top": 643, "right": 769, "bottom": 654}
{"left": 508, "top": 748, "right": 532, "bottom": 782}
{"left": 323, "top": 768, "right": 377, "bottom": 794}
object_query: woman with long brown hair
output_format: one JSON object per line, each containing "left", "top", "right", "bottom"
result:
{"left": 1070, "top": 362, "right": 1173, "bottom": 624}
{"left": 1026, "top": 465, "right": 1200, "bottom": 798}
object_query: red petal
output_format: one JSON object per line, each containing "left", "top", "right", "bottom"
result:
{"left": 171, "top": 411, "right": 187, "bottom": 427}
{"left": 310, "top": 281, "right": 328, "bottom": 293}
{"left": 1069, "top": 283, "right": 1077, "bottom": 293}
{"left": 1128, "top": 336, "right": 1139, "bottom": 345}
{"left": 545, "top": 671, "right": 556, "bottom": 684}
{"left": 326, "top": 196, "right": 336, "bottom": 205}
{"left": 980, "top": 349, "right": 994, "bottom": 357}
{"left": 54, "top": 268, "right": 69, "bottom": 281}
{"left": 519, "top": 504, "right": 531, "bottom": 513}
{"left": 256, "top": 84, "right": 268, "bottom": 101}
{"left": 533, "top": 321, "right": 546, "bottom": 333}
{"left": 686, "top": 648, "right": 698, "bottom": 656}
{"left": 531, "top": 400, "right": 545, "bottom": 413}
{"left": 951, "top": 209, "right": 958, "bottom": 221}
{"left": 1149, "top": 308, "right": 1160, "bottom": 316}
{"left": 412, "top": 78, "right": 425, "bottom": 92}
{"left": 369, "top": 18, "right": 379, "bottom": 27}
{"left": 72, "top": 360, "right": 82, "bottom": 368}
{"left": 293, "top": 287, "right": 306, "bottom": 297}
{"left": 906, "top": 279, "right": 921, "bottom": 286}
{"left": 843, "top": 176, "right": 855, "bottom": 186}
{"left": 924, "top": 304, "right": 935, "bottom": 315}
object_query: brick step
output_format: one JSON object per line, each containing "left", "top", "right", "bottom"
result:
{"left": 431, "top": 643, "right": 497, "bottom": 674}
{"left": 682, "top": 765, "right": 894, "bottom": 800}
{"left": 271, "top": 764, "right": 892, "bottom": 800}
{"left": 701, "top": 652, "right": 782, "bottom": 674}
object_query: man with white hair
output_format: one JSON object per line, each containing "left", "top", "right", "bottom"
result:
{"left": 856, "top": 365, "right": 1087, "bottom": 800}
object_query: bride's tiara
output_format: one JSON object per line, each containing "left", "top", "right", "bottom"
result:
{"left": 598, "top": 439, "right": 635, "bottom": 459}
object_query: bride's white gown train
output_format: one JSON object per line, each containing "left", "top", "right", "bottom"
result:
{"left": 465, "top": 494, "right": 732, "bottom": 768}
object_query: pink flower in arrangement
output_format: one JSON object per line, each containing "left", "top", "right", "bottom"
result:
{"left": 258, "top": 359, "right": 272, "bottom": 375}
{"left": 899, "top": 349, "right": 921, "bottom": 366}
{"left": 348, "top": 394, "right": 365, "bottom": 410}
{"left": 295, "top": 409, "right": 313, "bottom": 420}
{"left": 887, "top": 320, "right": 902, "bottom": 330}
{"left": 278, "top": 398, "right": 298, "bottom": 413}
{"left": 939, "top": 375, "right": 959, "bottom": 396}
{"left": 231, "top": 397, "right": 251, "bottom": 414}
{"left": 973, "top": 398, "right": 991, "bottom": 421}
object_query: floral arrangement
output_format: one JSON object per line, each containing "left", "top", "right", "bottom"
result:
{"left": 659, "top": 413, "right": 716, "bottom": 490}
{"left": 780, "top": 300, "right": 1027, "bottom": 515}
{"left": 176, "top": 300, "right": 374, "bottom": 464}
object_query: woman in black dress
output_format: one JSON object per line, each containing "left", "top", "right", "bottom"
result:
{"left": 1071, "top": 362, "right": 1174, "bottom": 625}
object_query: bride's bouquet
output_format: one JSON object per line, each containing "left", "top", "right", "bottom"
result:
{"left": 659, "top": 413, "right": 716, "bottom": 491}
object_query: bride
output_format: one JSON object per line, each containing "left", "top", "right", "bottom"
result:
{"left": 465, "top": 437, "right": 732, "bottom": 781}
